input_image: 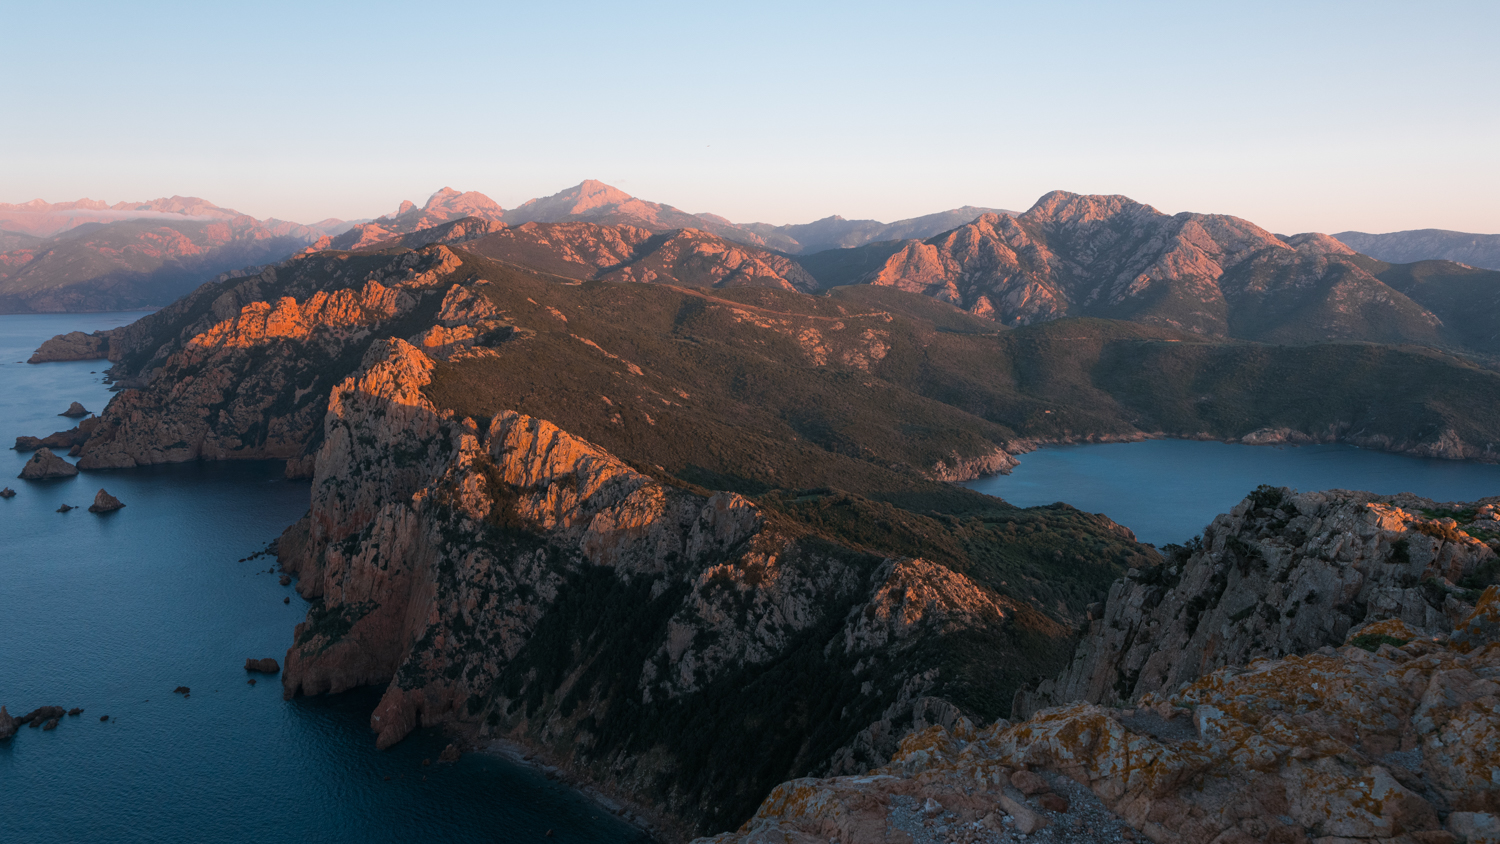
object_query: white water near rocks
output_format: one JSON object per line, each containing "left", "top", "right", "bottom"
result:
{"left": 965, "top": 439, "right": 1500, "bottom": 546}
{"left": 0, "top": 313, "right": 647, "bottom": 843}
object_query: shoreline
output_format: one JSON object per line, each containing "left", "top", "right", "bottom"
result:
{"left": 476, "top": 735, "right": 673, "bottom": 843}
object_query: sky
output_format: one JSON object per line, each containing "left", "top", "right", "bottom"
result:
{"left": 2, "top": 0, "right": 1497, "bottom": 234}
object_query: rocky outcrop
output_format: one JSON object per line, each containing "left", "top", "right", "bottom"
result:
{"left": 700, "top": 586, "right": 1500, "bottom": 844}
{"left": 0, "top": 487, "right": 15, "bottom": 498}
{"left": 60, "top": 401, "right": 89, "bottom": 417}
{"left": 88, "top": 489, "right": 124, "bottom": 513}
{"left": 329, "top": 187, "right": 506, "bottom": 251}
{"left": 76, "top": 245, "right": 476, "bottom": 471}
{"left": 1015, "top": 487, "right": 1498, "bottom": 717}
{"left": 19, "top": 448, "right": 78, "bottom": 479}
{"left": 0, "top": 706, "right": 16, "bottom": 740}
{"left": 278, "top": 338, "right": 1030, "bottom": 836}
{"left": 928, "top": 447, "right": 1019, "bottom": 482}
{"left": 28, "top": 330, "right": 117, "bottom": 363}
{"left": 245, "top": 658, "right": 280, "bottom": 673}
{"left": 14, "top": 419, "right": 100, "bottom": 454}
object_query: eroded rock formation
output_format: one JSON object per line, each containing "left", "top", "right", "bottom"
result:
{"left": 1016, "top": 487, "right": 1498, "bottom": 716}
{"left": 28, "top": 331, "right": 117, "bottom": 363}
{"left": 703, "top": 582, "right": 1500, "bottom": 844}
{"left": 277, "top": 338, "right": 1033, "bottom": 836}
{"left": 88, "top": 488, "right": 124, "bottom": 513}
{"left": 19, "top": 448, "right": 78, "bottom": 479}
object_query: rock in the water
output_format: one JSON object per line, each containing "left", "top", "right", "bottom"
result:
{"left": 59, "top": 402, "right": 89, "bottom": 418}
{"left": 12, "top": 436, "right": 43, "bottom": 452}
{"left": 244, "top": 658, "right": 280, "bottom": 674}
{"left": 41, "top": 718, "right": 59, "bottom": 731}
{"left": 19, "top": 448, "right": 79, "bottom": 480}
{"left": 99, "top": 715, "right": 108, "bottom": 722}
{"left": 0, "top": 706, "right": 16, "bottom": 740}
{"left": 278, "top": 574, "right": 291, "bottom": 586}
{"left": 20, "top": 706, "right": 65, "bottom": 726}
{"left": 56, "top": 504, "right": 74, "bottom": 513}
{"left": 67, "top": 708, "right": 83, "bottom": 716}
{"left": 88, "top": 489, "right": 125, "bottom": 513}
{"left": 438, "top": 743, "right": 461, "bottom": 763}
{"left": 173, "top": 686, "right": 190, "bottom": 695}
{"left": 0, "top": 487, "right": 15, "bottom": 499}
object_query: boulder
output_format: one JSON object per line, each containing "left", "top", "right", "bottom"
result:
{"left": 173, "top": 686, "right": 190, "bottom": 695}
{"left": 0, "top": 487, "right": 14, "bottom": 499}
{"left": 1010, "top": 769, "right": 1050, "bottom": 796}
{"left": 13, "top": 436, "right": 43, "bottom": 452}
{"left": 88, "top": 489, "right": 125, "bottom": 513}
{"left": 438, "top": 742, "right": 462, "bottom": 763}
{"left": 57, "top": 504, "right": 75, "bottom": 512}
{"left": 19, "top": 448, "right": 78, "bottom": 480}
{"left": 244, "top": 658, "right": 280, "bottom": 674}
{"left": 59, "top": 402, "right": 89, "bottom": 418}
{"left": 67, "top": 708, "right": 83, "bottom": 716}
{"left": 278, "top": 574, "right": 291, "bottom": 586}
{"left": 41, "top": 718, "right": 59, "bottom": 731}
{"left": 0, "top": 706, "right": 16, "bottom": 740}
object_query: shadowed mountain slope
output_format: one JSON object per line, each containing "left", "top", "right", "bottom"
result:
{"left": 1337, "top": 228, "right": 1500, "bottom": 271}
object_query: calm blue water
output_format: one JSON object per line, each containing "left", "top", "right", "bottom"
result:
{"left": 0, "top": 313, "right": 646, "bottom": 844}
{"left": 965, "top": 439, "right": 1500, "bottom": 547}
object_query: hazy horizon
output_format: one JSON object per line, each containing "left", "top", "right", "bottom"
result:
{"left": 4, "top": 0, "right": 1496, "bottom": 235}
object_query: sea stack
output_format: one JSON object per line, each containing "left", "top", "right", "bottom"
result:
{"left": 244, "top": 658, "right": 280, "bottom": 674}
{"left": 19, "top": 448, "right": 79, "bottom": 480}
{"left": 88, "top": 489, "right": 124, "bottom": 513}
{"left": 59, "top": 401, "right": 89, "bottom": 418}
{"left": 0, "top": 487, "right": 15, "bottom": 499}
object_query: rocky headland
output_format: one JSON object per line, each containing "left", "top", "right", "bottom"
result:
{"left": 707, "top": 490, "right": 1500, "bottom": 844}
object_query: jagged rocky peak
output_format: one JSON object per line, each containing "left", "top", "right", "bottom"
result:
{"left": 1016, "top": 485, "right": 1499, "bottom": 717}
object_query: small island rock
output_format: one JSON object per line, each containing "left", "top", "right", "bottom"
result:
{"left": 57, "top": 504, "right": 75, "bottom": 513}
{"left": 20, "top": 448, "right": 79, "bottom": 480}
{"left": 0, "top": 487, "right": 15, "bottom": 499}
{"left": 0, "top": 706, "right": 17, "bottom": 740}
{"left": 244, "top": 658, "right": 280, "bottom": 674}
{"left": 88, "top": 489, "right": 125, "bottom": 513}
{"left": 173, "top": 686, "right": 190, "bottom": 695}
{"left": 12, "top": 436, "right": 43, "bottom": 452}
{"left": 59, "top": 402, "right": 89, "bottom": 418}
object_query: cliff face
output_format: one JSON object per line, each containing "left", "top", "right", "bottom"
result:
{"left": 75, "top": 245, "right": 477, "bottom": 470}
{"left": 708, "top": 493, "right": 1500, "bottom": 844}
{"left": 709, "top": 588, "right": 1500, "bottom": 844}
{"left": 279, "top": 338, "right": 1031, "bottom": 835}
{"left": 1015, "top": 487, "right": 1499, "bottom": 716}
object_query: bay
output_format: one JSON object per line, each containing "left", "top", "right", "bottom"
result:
{"left": 0, "top": 313, "right": 646, "bottom": 844}
{"left": 964, "top": 439, "right": 1500, "bottom": 547}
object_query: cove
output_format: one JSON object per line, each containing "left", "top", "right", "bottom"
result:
{"left": 964, "top": 439, "right": 1500, "bottom": 547}
{"left": 0, "top": 313, "right": 647, "bottom": 844}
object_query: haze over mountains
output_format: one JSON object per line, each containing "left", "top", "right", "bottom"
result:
{"left": 1334, "top": 228, "right": 1500, "bottom": 271}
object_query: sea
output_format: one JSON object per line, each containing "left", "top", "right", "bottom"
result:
{"left": 0, "top": 313, "right": 649, "bottom": 844}
{"left": 964, "top": 438, "right": 1500, "bottom": 547}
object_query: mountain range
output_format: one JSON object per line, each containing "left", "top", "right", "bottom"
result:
{"left": 6, "top": 183, "right": 1500, "bottom": 372}
{"left": 1334, "top": 228, "right": 1500, "bottom": 271}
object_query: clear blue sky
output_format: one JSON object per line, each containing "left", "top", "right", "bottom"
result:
{"left": 3, "top": 0, "right": 1496, "bottom": 234}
